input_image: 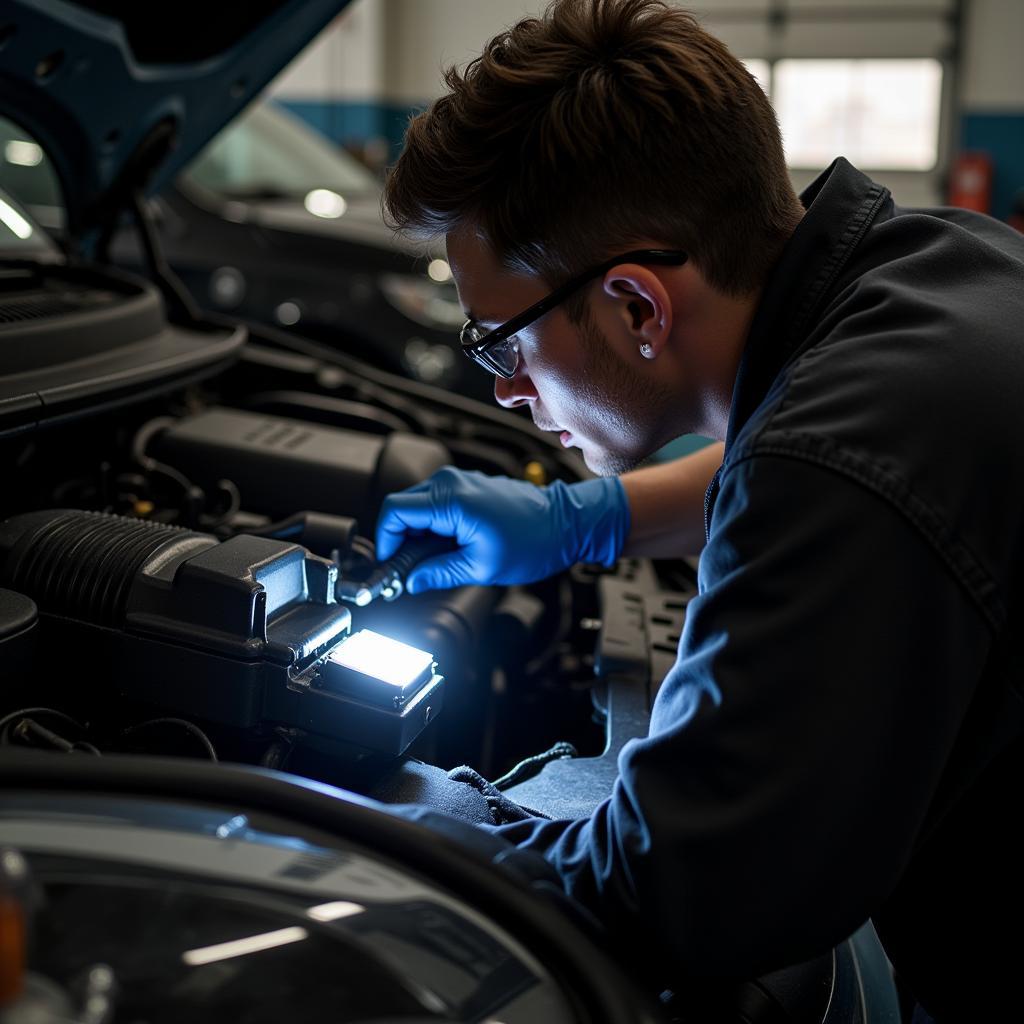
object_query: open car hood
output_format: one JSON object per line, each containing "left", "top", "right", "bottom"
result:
{"left": 0, "top": 0, "right": 349, "bottom": 254}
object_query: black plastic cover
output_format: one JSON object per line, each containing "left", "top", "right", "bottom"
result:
{"left": 0, "top": 585, "right": 36, "bottom": 681}
{"left": 0, "top": 508, "right": 444, "bottom": 755}
{"left": 0, "top": 262, "right": 246, "bottom": 436}
{"left": 0, "top": 586, "right": 35, "bottom": 639}
{"left": 127, "top": 532, "right": 345, "bottom": 660}
{"left": 152, "top": 407, "right": 450, "bottom": 533}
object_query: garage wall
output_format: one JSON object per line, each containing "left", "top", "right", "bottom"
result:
{"left": 959, "top": 0, "right": 1024, "bottom": 219}
{"left": 267, "top": 2, "right": 399, "bottom": 162}
{"left": 269, "top": 0, "right": 1024, "bottom": 218}
{"left": 382, "top": 0, "right": 542, "bottom": 102}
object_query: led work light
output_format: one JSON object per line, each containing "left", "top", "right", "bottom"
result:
{"left": 321, "top": 629, "right": 436, "bottom": 708}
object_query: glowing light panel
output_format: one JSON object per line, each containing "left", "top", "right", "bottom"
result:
{"left": 330, "top": 629, "right": 433, "bottom": 688}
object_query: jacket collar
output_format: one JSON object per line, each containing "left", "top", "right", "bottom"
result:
{"left": 724, "top": 157, "right": 890, "bottom": 454}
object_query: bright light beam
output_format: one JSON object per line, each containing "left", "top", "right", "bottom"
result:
{"left": 329, "top": 629, "right": 433, "bottom": 688}
{"left": 182, "top": 926, "right": 308, "bottom": 966}
{"left": 0, "top": 197, "right": 33, "bottom": 239}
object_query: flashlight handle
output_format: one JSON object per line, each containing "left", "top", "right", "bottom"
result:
{"left": 374, "top": 534, "right": 456, "bottom": 599}
{"left": 379, "top": 534, "right": 454, "bottom": 582}
{"left": 336, "top": 535, "right": 454, "bottom": 605}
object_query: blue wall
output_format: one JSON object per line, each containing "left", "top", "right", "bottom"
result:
{"left": 276, "top": 99, "right": 422, "bottom": 165}
{"left": 960, "top": 112, "right": 1024, "bottom": 221}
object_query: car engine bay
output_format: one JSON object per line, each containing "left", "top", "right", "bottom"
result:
{"left": 0, "top": 247, "right": 699, "bottom": 814}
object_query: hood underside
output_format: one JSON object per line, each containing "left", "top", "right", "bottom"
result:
{"left": 0, "top": 0, "right": 349, "bottom": 254}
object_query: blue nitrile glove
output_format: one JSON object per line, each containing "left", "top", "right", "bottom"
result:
{"left": 375, "top": 466, "right": 631, "bottom": 593}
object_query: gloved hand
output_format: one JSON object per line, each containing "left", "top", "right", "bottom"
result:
{"left": 375, "top": 466, "right": 631, "bottom": 593}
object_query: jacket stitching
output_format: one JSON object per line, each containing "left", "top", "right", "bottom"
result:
{"left": 789, "top": 184, "right": 888, "bottom": 347}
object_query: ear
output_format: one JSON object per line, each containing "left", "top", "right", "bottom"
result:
{"left": 601, "top": 264, "right": 673, "bottom": 358}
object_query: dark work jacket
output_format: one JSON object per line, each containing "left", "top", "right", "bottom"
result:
{"left": 488, "top": 158, "right": 1024, "bottom": 1019}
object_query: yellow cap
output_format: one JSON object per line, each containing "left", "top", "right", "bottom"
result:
{"left": 524, "top": 461, "right": 547, "bottom": 486}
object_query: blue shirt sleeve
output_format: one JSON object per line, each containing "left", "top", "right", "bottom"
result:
{"left": 484, "top": 453, "right": 991, "bottom": 985}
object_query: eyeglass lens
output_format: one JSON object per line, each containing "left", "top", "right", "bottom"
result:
{"left": 487, "top": 336, "right": 518, "bottom": 375}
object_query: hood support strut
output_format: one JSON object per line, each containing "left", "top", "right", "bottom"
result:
{"left": 90, "top": 117, "right": 201, "bottom": 325}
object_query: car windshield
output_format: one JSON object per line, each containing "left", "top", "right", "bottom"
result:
{"left": 184, "top": 101, "right": 380, "bottom": 200}
{"left": 0, "top": 120, "right": 62, "bottom": 214}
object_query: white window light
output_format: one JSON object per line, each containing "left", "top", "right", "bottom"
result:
{"left": 774, "top": 58, "right": 943, "bottom": 171}
{"left": 741, "top": 58, "right": 771, "bottom": 95}
{"left": 4, "top": 139, "right": 43, "bottom": 167}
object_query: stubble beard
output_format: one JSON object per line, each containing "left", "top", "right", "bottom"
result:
{"left": 576, "top": 310, "right": 675, "bottom": 476}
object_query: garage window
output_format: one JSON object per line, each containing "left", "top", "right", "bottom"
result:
{"left": 742, "top": 58, "right": 771, "bottom": 94}
{"left": 774, "top": 58, "right": 943, "bottom": 171}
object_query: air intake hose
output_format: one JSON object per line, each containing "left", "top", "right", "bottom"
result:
{"left": 0, "top": 510, "right": 214, "bottom": 628}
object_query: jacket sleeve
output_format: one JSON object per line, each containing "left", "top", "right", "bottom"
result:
{"left": 486, "top": 452, "right": 992, "bottom": 984}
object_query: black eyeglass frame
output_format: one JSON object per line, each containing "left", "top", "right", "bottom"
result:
{"left": 459, "top": 248, "right": 688, "bottom": 379}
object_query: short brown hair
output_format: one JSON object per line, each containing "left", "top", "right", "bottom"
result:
{"left": 384, "top": 0, "right": 802, "bottom": 297}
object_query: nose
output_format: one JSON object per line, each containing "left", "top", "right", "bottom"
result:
{"left": 494, "top": 365, "right": 538, "bottom": 409}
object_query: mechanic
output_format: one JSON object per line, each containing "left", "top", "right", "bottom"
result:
{"left": 373, "top": 1, "right": 1024, "bottom": 1019}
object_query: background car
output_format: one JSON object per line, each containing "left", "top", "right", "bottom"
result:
{"left": 0, "top": 99, "right": 489, "bottom": 401}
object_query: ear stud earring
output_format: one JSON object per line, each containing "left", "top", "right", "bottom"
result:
{"left": 640, "top": 343, "right": 654, "bottom": 358}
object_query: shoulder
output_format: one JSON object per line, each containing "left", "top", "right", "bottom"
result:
{"left": 723, "top": 207, "right": 1024, "bottom": 631}
{"left": 745, "top": 201, "right": 1024, "bottom": 461}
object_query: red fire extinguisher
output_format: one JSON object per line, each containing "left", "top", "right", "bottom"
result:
{"left": 948, "top": 152, "right": 994, "bottom": 214}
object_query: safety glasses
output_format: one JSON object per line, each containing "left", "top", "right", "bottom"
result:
{"left": 459, "top": 249, "right": 688, "bottom": 378}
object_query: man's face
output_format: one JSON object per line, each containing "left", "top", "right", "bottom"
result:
{"left": 447, "top": 228, "right": 676, "bottom": 476}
